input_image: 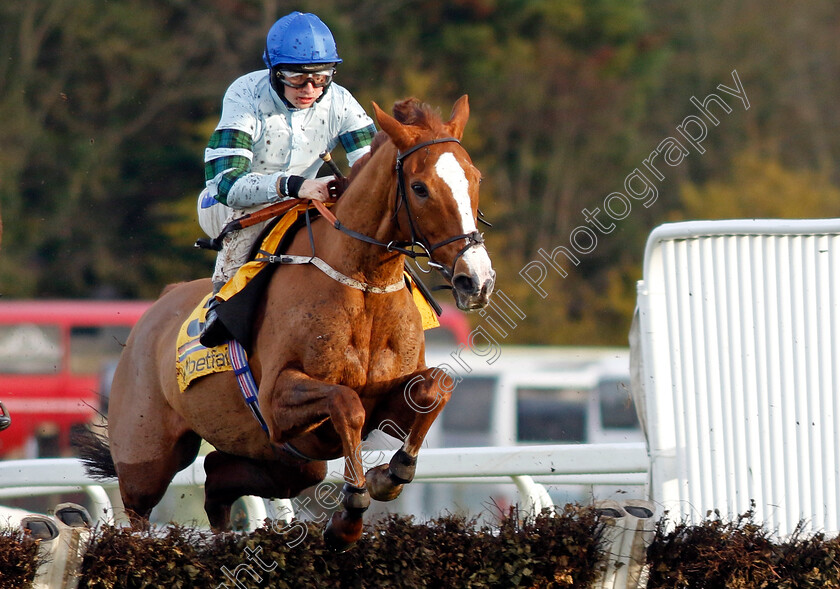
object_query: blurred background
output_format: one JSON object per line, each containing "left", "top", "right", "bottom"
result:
{"left": 3, "top": 0, "right": 840, "bottom": 528}
{"left": 2, "top": 0, "right": 840, "bottom": 345}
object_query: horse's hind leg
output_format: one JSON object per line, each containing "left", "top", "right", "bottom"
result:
{"left": 203, "top": 450, "right": 327, "bottom": 531}
{"left": 109, "top": 377, "right": 202, "bottom": 527}
{"left": 365, "top": 367, "right": 450, "bottom": 502}
{"left": 115, "top": 430, "right": 202, "bottom": 527}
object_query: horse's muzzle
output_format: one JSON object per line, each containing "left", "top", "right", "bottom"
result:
{"left": 451, "top": 244, "right": 495, "bottom": 310}
{"left": 452, "top": 269, "right": 495, "bottom": 310}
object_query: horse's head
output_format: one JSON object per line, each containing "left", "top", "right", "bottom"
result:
{"left": 372, "top": 96, "right": 495, "bottom": 311}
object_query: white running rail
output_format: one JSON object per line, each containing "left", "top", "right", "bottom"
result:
{"left": 0, "top": 443, "right": 648, "bottom": 529}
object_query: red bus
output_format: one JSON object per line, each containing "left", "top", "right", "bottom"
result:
{"left": 0, "top": 299, "right": 469, "bottom": 459}
{"left": 0, "top": 300, "right": 152, "bottom": 458}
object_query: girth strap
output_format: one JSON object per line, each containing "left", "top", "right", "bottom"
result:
{"left": 227, "top": 340, "right": 327, "bottom": 463}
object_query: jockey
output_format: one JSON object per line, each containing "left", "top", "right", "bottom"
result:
{"left": 197, "top": 11, "right": 377, "bottom": 347}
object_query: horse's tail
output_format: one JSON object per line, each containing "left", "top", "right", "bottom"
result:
{"left": 72, "top": 424, "right": 118, "bottom": 480}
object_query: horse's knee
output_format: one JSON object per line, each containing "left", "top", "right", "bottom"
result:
{"left": 404, "top": 371, "right": 451, "bottom": 414}
{"left": 203, "top": 449, "right": 229, "bottom": 476}
{"left": 329, "top": 387, "right": 365, "bottom": 431}
{"left": 203, "top": 451, "right": 248, "bottom": 505}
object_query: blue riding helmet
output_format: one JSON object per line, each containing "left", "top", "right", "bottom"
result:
{"left": 262, "top": 12, "right": 343, "bottom": 69}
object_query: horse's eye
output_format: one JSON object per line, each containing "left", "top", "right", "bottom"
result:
{"left": 411, "top": 182, "right": 429, "bottom": 198}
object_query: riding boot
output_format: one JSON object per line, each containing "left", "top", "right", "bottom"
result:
{"left": 199, "top": 282, "right": 232, "bottom": 348}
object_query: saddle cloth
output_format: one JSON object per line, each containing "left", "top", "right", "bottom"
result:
{"left": 176, "top": 204, "right": 441, "bottom": 391}
{"left": 175, "top": 293, "right": 233, "bottom": 391}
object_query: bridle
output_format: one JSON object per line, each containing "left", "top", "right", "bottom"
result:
{"left": 312, "top": 137, "right": 485, "bottom": 283}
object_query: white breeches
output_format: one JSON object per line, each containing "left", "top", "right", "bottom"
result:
{"left": 197, "top": 188, "right": 271, "bottom": 285}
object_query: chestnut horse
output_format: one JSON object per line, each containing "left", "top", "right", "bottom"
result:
{"left": 79, "top": 96, "right": 495, "bottom": 550}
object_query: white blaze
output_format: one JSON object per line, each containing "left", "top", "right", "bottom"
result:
{"left": 434, "top": 153, "right": 494, "bottom": 282}
{"left": 435, "top": 152, "right": 477, "bottom": 233}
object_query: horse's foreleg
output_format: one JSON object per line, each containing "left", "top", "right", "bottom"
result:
{"left": 366, "top": 367, "right": 450, "bottom": 502}
{"left": 265, "top": 370, "right": 370, "bottom": 551}
{"left": 320, "top": 384, "right": 371, "bottom": 552}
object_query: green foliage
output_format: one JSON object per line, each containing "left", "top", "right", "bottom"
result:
{"left": 0, "top": 1, "right": 264, "bottom": 298}
{"left": 79, "top": 525, "right": 221, "bottom": 589}
{"left": 677, "top": 150, "right": 840, "bottom": 221}
{"left": 1, "top": 1, "right": 840, "bottom": 344}
{"left": 4, "top": 509, "right": 840, "bottom": 587}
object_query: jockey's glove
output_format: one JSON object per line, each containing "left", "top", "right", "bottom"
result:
{"left": 328, "top": 176, "right": 350, "bottom": 199}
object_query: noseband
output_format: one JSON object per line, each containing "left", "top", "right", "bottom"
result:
{"left": 314, "top": 137, "right": 485, "bottom": 284}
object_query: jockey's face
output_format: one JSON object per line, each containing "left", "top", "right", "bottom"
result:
{"left": 284, "top": 81, "right": 324, "bottom": 109}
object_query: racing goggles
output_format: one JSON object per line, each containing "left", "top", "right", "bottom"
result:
{"left": 279, "top": 69, "right": 334, "bottom": 88}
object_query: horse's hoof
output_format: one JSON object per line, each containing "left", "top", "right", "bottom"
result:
{"left": 323, "top": 511, "right": 362, "bottom": 553}
{"left": 389, "top": 449, "right": 417, "bottom": 484}
{"left": 323, "top": 526, "right": 355, "bottom": 552}
{"left": 366, "top": 464, "right": 404, "bottom": 502}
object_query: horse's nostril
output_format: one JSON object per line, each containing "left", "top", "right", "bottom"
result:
{"left": 453, "top": 274, "right": 477, "bottom": 294}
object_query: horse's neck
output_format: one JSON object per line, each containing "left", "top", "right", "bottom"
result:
{"left": 332, "top": 142, "right": 399, "bottom": 240}
{"left": 315, "top": 143, "right": 405, "bottom": 284}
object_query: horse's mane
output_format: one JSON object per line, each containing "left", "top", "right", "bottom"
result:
{"left": 391, "top": 97, "right": 446, "bottom": 134}
{"left": 348, "top": 98, "right": 444, "bottom": 179}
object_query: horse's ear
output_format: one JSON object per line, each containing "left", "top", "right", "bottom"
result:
{"left": 446, "top": 95, "right": 470, "bottom": 140}
{"left": 372, "top": 101, "right": 414, "bottom": 151}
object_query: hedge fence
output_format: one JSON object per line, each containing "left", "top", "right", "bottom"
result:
{"left": 2, "top": 506, "right": 840, "bottom": 588}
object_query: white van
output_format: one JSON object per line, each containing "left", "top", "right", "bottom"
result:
{"left": 424, "top": 345, "right": 642, "bottom": 449}
{"left": 386, "top": 346, "right": 645, "bottom": 521}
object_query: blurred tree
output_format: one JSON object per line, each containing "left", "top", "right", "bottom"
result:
{"left": 677, "top": 149, "right": 840, "bottom": 221}
{"left": 643, "top": 1, "right": 840, "bottom": 201}
{"left": 2, "top": 0, "right": 839, "bottom": 348}
{"left": 402, "top": 0, "right": 663, "bottom": 345}
{"left": 0, "top": 0, "right": 269, "bottom": 298}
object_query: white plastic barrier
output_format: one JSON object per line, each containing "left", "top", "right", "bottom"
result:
{"left": 22, "top": 503, "right": 92, "bottom": 589}
{"left": 594, "top": 499, "right": 656, "bottom": 589}
{"left": 635, "top": 219, "right": 840, "bottom": 535}
{"left": 0, "top": 443, "right": 648, "bottom": 527}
